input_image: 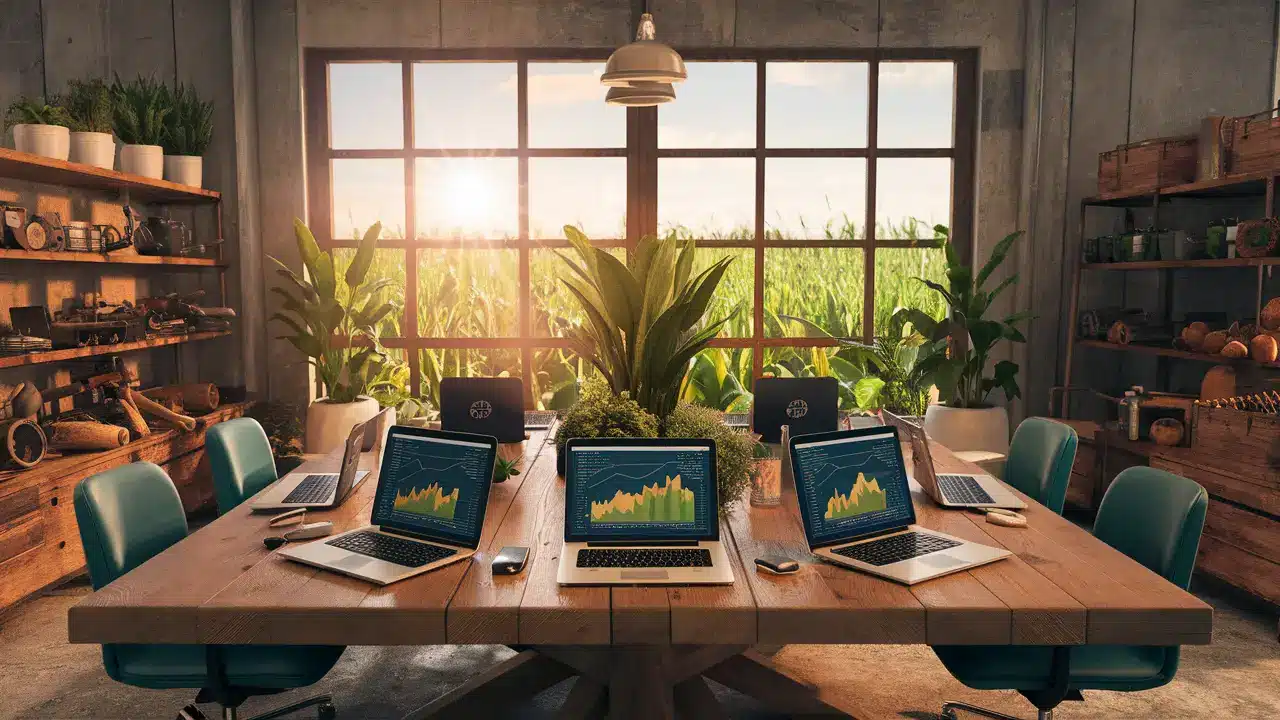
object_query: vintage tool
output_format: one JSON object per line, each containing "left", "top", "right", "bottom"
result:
{"left": 2, "top": 204, "right": 30, "bottom": 249}
{"left": 121, "top": 203, "right": 151, "bottom": 252}
{"left": 9, "top": 306, "right": 53, "bottom": 340}
{"left": 22, "top": 212, "right": 66, "bottom": 251}
{"left": 125, "top": 386, "right": 196, "bottom": 432}
{"left": 100, "top": 225, "right": 128, "bottom": 252}
{"left": 142, "top": 383, "right": 219, "bottom": 414}
{"left": 0, "top": 418, "right": 46, "bottom": 469}
{"left": 1197, "top": 390, "right": 1280, "bottom": 414}
{"left": 45, "top": 420, "right": 129, "bottom": 450}
{"left": 0, "top": 383, "right": 43, "bottom": 420}
{"left": 141, "top": 216, "right": 190, "bottom": 256}
{"left": 0, "top": 335, "right": 51, "bottom": 353}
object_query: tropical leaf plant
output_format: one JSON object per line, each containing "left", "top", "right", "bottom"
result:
{"left": 839, "top": 308, "right": 947, "bottom": 416}
{"left": 679, "top": 348, "right": 751, "bottom": 412}
{"left": 162, "top": 82, "right": 213, "bottom": 156}
{"left": 4, "top": 96, "right": 72, "bottom": 131}
{"left": 899, "top": 225, "right": 1029, "bottom": 408}
{"left": 268, "top": 219, "right": 401, "bottom": 404}
{"left": 63, "top": 79, "right": 113, "bottom": 133}
{"left": 111, "top": 74, "right": 170, "bottom": 145}
{"left": 555, "top": 225, "right": 738, "bottom": 419}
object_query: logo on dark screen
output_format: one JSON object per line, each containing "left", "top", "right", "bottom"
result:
{"left": 469, "top": 400, "right": 493, "bottom": 420}
{"left": 786, "top": 399, "right": 809, "bottom": 419}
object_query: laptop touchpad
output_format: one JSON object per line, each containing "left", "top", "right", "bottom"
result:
{"left": 621, "top": 569, "right": 669, "bottom": 580}
{"left": 335, "top": 555, "right": 374, "bottom": 570}
{"left": 919, "top": 554, "right": 964, "bottom": 569}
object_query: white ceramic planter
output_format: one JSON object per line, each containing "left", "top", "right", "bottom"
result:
{"left": 119, "top": 143, "right": 163, "bottom": 179}
{"left": 304, "top": 396, "right": 380, "bottom": 454}
{"left": 69, "top": 131, "right": 115, "bottom": 169}
{"left": 164, "top": 155, "right": 203, "bottom": 187}
{"left": 923, "top": 404, "right": 1010, "bottom": 455}
{"left": 16, "top": 124, "right": 70, "bottom": 160}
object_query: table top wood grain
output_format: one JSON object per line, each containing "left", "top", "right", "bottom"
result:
{"left": 68, "top": 427, "right": 1212, "bottom": 648}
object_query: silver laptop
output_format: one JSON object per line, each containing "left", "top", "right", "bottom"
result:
{"left": 882, "top": 411, "right": 1026, "bottom": 510}
{"left": 280, "top": 426, "right": 498, "bottom": 586}
{"left": 250, "top": 419, "right": 371, "bottom": 511}
{"left": 789, "top": 426, "right": 1011, "bottom": 585}
{"left": 557, "top": 438, "right": 735, "bottom": 586}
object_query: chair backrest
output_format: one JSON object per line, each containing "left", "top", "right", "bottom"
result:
{"left": 207, "top": 417, "right": 277, "bottom": 514}
{"left": 1094, "top": 466, "right": 1208, "bottom": 590}
{"left": 1003, "top": 417, "right": 1078, "bottom": 514}
{"left": 73, "top": 462, "right": 188, "bottom": 590}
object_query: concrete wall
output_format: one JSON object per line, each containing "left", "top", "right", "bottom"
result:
{"left": 1021, "top": 0, "right": 1279, "bottom": 418}
{"left": 0, "top": 0, "right": 245, "bottom": 401}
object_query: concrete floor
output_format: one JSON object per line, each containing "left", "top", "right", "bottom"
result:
{"left": 0, "top": 577, "right": 1276, "bottom": 719}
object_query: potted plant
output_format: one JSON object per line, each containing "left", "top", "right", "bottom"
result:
{"left": 5, "top": 96, "right": 72, "bottom": 160}
{"left": 493, "top": 457, "right": 521, "bottom": 484}
{"left": 554, "top": 379, "right": 659, "bottom": 475}
{"left": 63, "top": 79, "right": 115, "bottom": 169}
{"left": 662, "top": 403, "right": 753, "bottom": 514}
{"left": 555, "top": 225, "right": 737, "bottom": 421}
{"left": 899, "top": 226, "right": 1029, "bottom": 454}
{"left": 246, "top": 401, "right": 305, "bottom": 476}
{"left": 269, "top": 219, "right": 401, "bottom": 453}
{"left": 841, "top": 307, "right": 947, "bottom": 418}
{"left": 112, "top": 75, "right": 169, "bottom": 179}
{"left": 161, "top": 82, "right": 212, "bottom": 188}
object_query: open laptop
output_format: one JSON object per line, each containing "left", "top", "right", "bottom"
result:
{"left": 789, "top": 426, "right": 1011, "bottom": 585}
{"left": 440, "top": 377, "right": 525, "bottom": 442}
{"left": 882, "top": 411, "right": 1026, "bottom": 510}
{"left": 557, "top": 438, "right": 735, "bottom": 585}
{"left": 752, "top": 377, "right": 840, "bottom": 443}
{"left": 251, "top": 419, "right": 371, "bottom": 511}
{"left": 279, "top": 426, "right": 498, "bottom": 585}
{"left": 524, "top": 410, "right": 558, "bottom": 430}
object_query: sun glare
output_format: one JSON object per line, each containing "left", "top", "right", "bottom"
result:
{"left": 446, "top": 167, "right": 494, "bottom": 227}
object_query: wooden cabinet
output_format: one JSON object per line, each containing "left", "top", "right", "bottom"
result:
{"left": 0, "top": 402, "right": 249, "bottom": 613}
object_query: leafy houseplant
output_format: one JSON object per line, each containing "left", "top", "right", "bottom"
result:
{"left": 5, "top": 96, "right": 72, "bottom": 160}
{"left": 901, "top": 226, "right": 1030, "bottom": 453}
{"left": 112, "top": 74, "right": 170, "bottom": 178}
{"left": 556, "top": 226, "right": 737, "bottom": 420}
{"left": 663, "top": 403, "right": 754, "bottom": 515}
{"left": 161, "top": 82, "right": 213, "bottom": 187}
{"left": 63, "top": 79, "right": 116, "bottom": 169}
{"left": 269, "top": 219, "right": 400, "bottom": 452}
{"left": 493, "top": 457, "right": 521, "bottom": 484}
{"left": 554, "top": 379, "right": 660, "bottom": 474}
{"left": 679, "top": 348, "right": 751, "bottom": 412}
{"left": 841, "top": 308, "right": 947, "bottom": 417}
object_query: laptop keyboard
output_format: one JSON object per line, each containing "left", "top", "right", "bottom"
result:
{"left": 326, "top": 530, "right": 456, "bottom": 568}
{"left": 937, "top": 474, "right": 996, "bottom": 505}
{"left": 831, "top": 531, "right": 962, "bottom": 567}
{"left": 576, "top": 548, "right": 713, "bottom": 569}
{"left": 524, "top": 410, "right": 557, "bottom": 429}
{"left": 282, "top": 474, "right": 339, "bottom": 504}
{"left": 722, "top": 412, "right": 750, "bottom": 428}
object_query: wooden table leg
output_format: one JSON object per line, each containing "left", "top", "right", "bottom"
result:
{"left": 556, "top": 677, "right": 607, "bottom": 720}
{"left": 701, "top": 649, "right": 855, "bottom": 717}
{"left": 609, "top": 647, "right": 675, "bottom": 720}
{"left": 400, "top": 649, "right": 575, "bottom": 720}
{"left": 673, "top": 676, "right": 729, "bottom": 720}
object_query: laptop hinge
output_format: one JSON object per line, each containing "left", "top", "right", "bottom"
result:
{"left": 378, "top": 525, "right": 439, "bottom": 543}
{"left": 586, "top": 539, "right": 700, "bottom": 547}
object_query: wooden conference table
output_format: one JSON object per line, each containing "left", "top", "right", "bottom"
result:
{"left": 68, "top": 427, "right": 1212, "bottom": 719}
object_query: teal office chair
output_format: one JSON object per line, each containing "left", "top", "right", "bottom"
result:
{"left": 207, "top": 418, "right": 278, "bottom": 515}
{"left": 932, "top": 466, "right": 1208, "bottom": 720}
{"left": 1003, "top": 418, "right": 1078, "bottom": 515}
{"left": 75, "top": 462, "right": 343, "bottom": 720}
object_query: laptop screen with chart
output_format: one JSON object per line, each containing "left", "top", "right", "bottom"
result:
{"left": 370, "top": 430, "right": 496, "bottom": 549}
{"left": 791, "top": 428, "right": 916, "bottom": 548}
{"left": 565, "top": 440, "right": 718, "bottom": 543}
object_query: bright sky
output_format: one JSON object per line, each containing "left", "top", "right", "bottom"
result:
{"left": 328, "top": 60, "right": 954, "bottom": 241}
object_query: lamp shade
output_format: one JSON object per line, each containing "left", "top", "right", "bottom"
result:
{"left": 601, "top": 13, "right": 687, "bottom": 87}
{"left": 605, "top": 81, "right": 675, "bottom": 106}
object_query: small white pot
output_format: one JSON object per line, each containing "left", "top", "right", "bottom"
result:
{"left": 164, "top": 154, "right": 203, "bottom": 187}
{"left": 923, "top": 404, "right": 1010, "bottom": 455}
{"left": 305, "top": 396, "right": 380, "bottom": 454}
{"left": 17, "top": 124, "right": 70, "bottom": 160}
{"left": 119, "top": 143, "right": 164, "bottom": 179}
{"left": 69, "top": 131, "right": 115, "bottom": 169}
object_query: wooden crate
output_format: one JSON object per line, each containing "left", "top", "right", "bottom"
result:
{"left": 1098, "top": 136, "right": 1198, "bottom": 195}
{"left": 1192, "top": 405, "right": 1280, "bottom": 479}
{"left": 1224, "top": 104, "right": 1280, "bottom": 175}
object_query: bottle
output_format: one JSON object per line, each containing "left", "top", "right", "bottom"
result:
{"left": 1124, "top": 390, "right": 1141, "bottom": 441}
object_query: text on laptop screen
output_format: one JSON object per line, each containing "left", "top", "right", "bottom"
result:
{"left": 568, "top": 445, "right": 715, "bottom": 540}
{"left": 371, "top": 433, "right": 492, "bottom": 546}
{"left": 792, "top": 431, "right": 915, "bottom": 546}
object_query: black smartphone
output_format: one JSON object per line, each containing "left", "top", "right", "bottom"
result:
{"left": 754, "top": 555, "right": 800, "bottom": 575}
{"left": 492, "top": 546, "right": 530, "bottom": 575}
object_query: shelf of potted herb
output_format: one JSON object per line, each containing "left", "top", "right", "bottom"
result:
{"left": 161, "top": 82, "right": 213, "bottom": 188}
{"left": 112, "top": 75, "right": 170, "bottom": 179}
{"left": 64, "top": 79, "right": 115, "bottom": 169}
{"left": 5, "top": 96, "right": 72, "bottom": 160}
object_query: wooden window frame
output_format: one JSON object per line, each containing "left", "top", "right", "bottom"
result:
{"left": 304, "top": 47, "right": 978, "bottom": 406}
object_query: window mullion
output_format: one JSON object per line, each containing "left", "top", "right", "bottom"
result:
{"left": 753, "top": 60, "right": 766, "bottom": 380}
{"left": 863, "top": 56, "right": 880, "bottom": 343}
{"left": 401, "top": 59, "right": 422, "bottom": 397}
{"left": 517, "top": 61, "right": 533, "bottom": 407}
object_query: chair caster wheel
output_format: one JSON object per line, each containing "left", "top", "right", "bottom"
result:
{"left": 177, "top": 706, "right": 209, "bottom": 720}
{"left": 317, "top": 701, "right": 336, "bottom": 720}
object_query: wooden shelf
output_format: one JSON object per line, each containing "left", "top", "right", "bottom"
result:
{"left": 1083, "top": 168, "right": 1274, "bottom": 207}
{"left": 0, "top": 148, "right": 219, "bottom": 204}
{"left": 0, "top": 331, "right": 230, "bottom": 369}
{"left": 1076, "top": 338, "right": 1280, "bottom": 368}
{"left": 0, "top": 248, "right": 222, "bottom": 267}
{"left": 1081, "top": 256, "right": 1280, "bottom": 271}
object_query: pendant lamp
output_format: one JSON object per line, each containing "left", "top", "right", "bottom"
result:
{"left": 605, "top": 81, "right": 675, "bottom": 106}
{"left": 601, "top": 12, "right": 686, "bottom": 89}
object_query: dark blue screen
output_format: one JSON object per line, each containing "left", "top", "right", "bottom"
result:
{"left": 792, "top": 431, "right": 914, "bottom": 546}
{"left": 371, "top": 432, "right": 493, "bottom": 547}
{"left": 567, "top": 445, "right": 715, "bottom": 541}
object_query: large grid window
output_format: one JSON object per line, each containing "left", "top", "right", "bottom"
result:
{"left": 307, "top": 50, "right": 973, "bottom": 411}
